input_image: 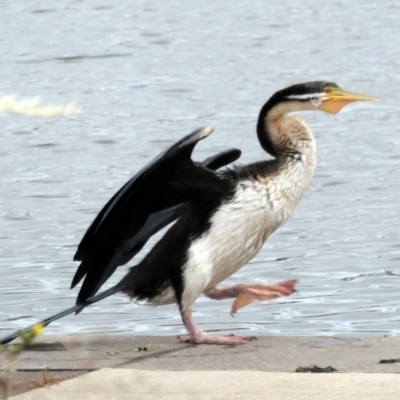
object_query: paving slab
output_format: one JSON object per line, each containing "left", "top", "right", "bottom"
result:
{"left": 2, "top": 335, "right": 400, "bottom": 397}
{"left": 9, "top": 368, "right": 400, "bottom": 400}
{"left": 8, "top": 335, "right": 400, "bottom": 372}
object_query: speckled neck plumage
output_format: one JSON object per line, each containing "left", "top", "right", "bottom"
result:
{"left": 252, "top": 93, "right": 318, "bottom": 196}
{"left": 257, "top": 93, "right": 318, "bottom": 159}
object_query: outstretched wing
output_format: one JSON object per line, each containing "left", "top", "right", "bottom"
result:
{"left": 71, "top": 126, "right": 241, "bottom": 304}
{"left": 74, "top": 147, "right": 241, "bottom": 265}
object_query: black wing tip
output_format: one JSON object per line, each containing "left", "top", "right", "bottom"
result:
{"left": 172, "top": 126, "right": 215, "bottom": 151}
{"left": 221, "top": 148, "right": 242, "bottom": 166}
{"left": 71, "top": 270, "right": 84, "bottom": 289}
{"left": 194, "top": 126, "right": 214, "bottom": 138}
{"left": 225, "top": 148, "right": 242, "bottom": 160}
{"left": 75, "top": 279, "right": 99, "bottom": 305}
{"left": 76, "top": 290, "right": 90, "bottom": 305}
{"left": 202, "top": 148, "right": 242, "bottom": 171}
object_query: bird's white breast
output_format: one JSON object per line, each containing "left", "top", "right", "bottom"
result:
{"left": 181, "top": 154, "right": 316, "bottom": 311}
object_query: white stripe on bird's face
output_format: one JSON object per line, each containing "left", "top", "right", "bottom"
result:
{"left": 285, "top": 92, "right": 325, "bottom": 101}
{"left": 286, "top": 93, "right": 326, "bottom": 108}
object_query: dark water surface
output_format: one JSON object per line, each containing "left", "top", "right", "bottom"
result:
{"left": 1, "top": 0, "right": 400, "bottom": 337}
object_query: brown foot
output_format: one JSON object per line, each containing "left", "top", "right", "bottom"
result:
{"left": 204, "top": 279, "right": 297, "bottom": 315}
{"left": 179, "top": 309, "right": 256, "bottom": 346}
{"left": 178, "top": 333, "right": 257, "bottom": 345}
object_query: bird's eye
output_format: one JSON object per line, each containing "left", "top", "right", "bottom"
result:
{"left": 324, "top": 86, "right": 333, "bottom": 94}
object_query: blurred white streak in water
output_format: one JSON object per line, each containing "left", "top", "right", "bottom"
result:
{"left": 0, "top": 95, "right": 80, "bottom": 118}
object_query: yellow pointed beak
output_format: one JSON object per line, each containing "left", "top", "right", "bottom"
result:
{"left": 320, "top": 88, "right": 379, "bottom": 114}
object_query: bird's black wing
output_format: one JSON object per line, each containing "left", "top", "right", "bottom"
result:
{"left": 95, "top": 148, "right": 241, "bottom": 266}
{"left": 74, "top": 147, "right": 241, "bottom": 264}
{"left": 71, "top": 126, "right": 241, "bottom": 304}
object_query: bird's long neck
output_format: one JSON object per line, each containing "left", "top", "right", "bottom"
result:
{"left": 256, "top": 98, "right": 318, "bottom": 204}
{"left": 257, "top": 98, "right": 317, "bottom": 159}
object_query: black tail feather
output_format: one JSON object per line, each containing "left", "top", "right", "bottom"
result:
{"left": 0, "top": 284, "right": 122, "bottom": 345}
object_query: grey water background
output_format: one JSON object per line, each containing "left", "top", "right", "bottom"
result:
{"left": 1, "top": 0, "right": 399, "bottom": 338}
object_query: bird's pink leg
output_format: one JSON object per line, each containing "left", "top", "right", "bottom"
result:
{"left": 177, "top": 280, "right": 297, "bottom": 345}
{"left": 178, "top": 309, "right": 256, "bottom": 345}
{"left": 204, "top": 279, "right": 297, "bottom": 315}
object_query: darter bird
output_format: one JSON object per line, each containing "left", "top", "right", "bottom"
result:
{"left": 0, "top": 81, "right": 377, "bottom": 345}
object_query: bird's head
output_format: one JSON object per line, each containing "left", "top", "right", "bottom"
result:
{"left": 276, "top": 81, "right": 378, "bottom": 114}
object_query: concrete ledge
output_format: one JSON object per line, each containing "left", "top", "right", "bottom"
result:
{"left": 9, "top": 335, "right": 400, "bottom": 373}
{"left": 3, "top": 335, "right": 400, "bottom": 397}
{"left": 10, "top": 369, "right": 400, "bottom": 400}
